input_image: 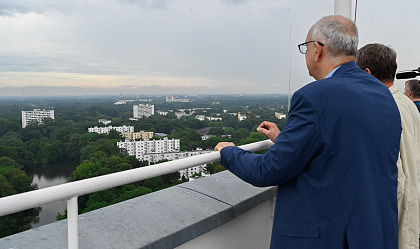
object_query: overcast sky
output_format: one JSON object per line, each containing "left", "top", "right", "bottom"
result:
{"left": 0, "top": 0, "right": 419, "bottom": 96}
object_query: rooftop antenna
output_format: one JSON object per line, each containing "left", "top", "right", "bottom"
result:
{"left": 287, "top": 24, "right": 292, "bottom": 115}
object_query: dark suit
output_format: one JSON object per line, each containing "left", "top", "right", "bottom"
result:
{"left": 220, "top": 62, "right": 401, "bottom": 249}
{"left": 415, "top": 101, "right": 420, "bottom": 113}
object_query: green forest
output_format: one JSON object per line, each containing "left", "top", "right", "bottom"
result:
{"left": 0, "top": 94, "right": 288, "bottom": 238}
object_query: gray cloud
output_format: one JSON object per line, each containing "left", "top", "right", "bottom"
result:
{"left": 0, "top": 0, "right": 419, "bottom": 96}
{"left": 0, "top": 1, "right": 75, "bottom": 15}
{"left": 120, "top": 0, "right": 169, "bottom": 9}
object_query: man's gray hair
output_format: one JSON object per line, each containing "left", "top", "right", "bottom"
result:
{"left": 406, "top": 79, "right": 420, "bottom": 98}
{"left": 311, "top": 16, "right": 359, "bottom": 61}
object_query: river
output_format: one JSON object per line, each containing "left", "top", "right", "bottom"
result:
{"left": 29, "top": 160, "right": 78, "bottom": 228}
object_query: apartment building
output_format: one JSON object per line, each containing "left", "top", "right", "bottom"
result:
{"left": 275, "top": 112, "right": 287, "bottom": 119}
{"left": 238, "top": 113, "right": 247, "bottom": 121}
{"left": 117, "top": 138, "right": 211, "bottom": 180}
{"left": 21, "top": 109, "right": 54, "bottom": 128}
{"left": 166, "top": 95, "right": 189, "bottom": 102}
{"left": 88, "top": 125, "right": 134, "bottom": 134}
{"left": 121, "top": 131, "right": 154, "bottom": 140}
{"left": 136, "top": 149, "right": 211, "bottom": 180}
{"left": 98, "top": 119, "right": 111, "bottom": 125}
{"left": 166, "top": 95, "right": 176, "bottom": 102}
{"left": 133, "top": 104, "right": 154, "bottom": 118}
{"left": 117, "top": 138, "right": 180, "bottom": 156}
{"left": 205, "top": 116, "right": 222, "bottom": 121}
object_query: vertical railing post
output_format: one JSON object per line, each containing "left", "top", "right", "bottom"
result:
{"left": 67, "top": 196, "right": 79, "bottom": 249}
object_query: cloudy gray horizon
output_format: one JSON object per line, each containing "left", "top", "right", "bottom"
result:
{"left": 0, "top": 0, "right": 419, "bottom": 96}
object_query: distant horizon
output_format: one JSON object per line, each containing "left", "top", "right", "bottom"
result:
{"left": 0, "top": 85, "right": 290, "bottom": 97}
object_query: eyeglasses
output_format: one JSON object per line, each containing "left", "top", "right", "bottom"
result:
{"left": 298, "top": 41, "right": 324, "bottom": 54}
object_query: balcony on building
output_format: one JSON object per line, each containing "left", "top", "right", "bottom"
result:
{"left": 0, "top": 140, "right": 276, "bottom": 249}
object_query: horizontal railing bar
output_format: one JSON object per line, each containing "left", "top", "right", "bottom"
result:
{"left": 0, "top": 139, "right": 273, "bottom": 217}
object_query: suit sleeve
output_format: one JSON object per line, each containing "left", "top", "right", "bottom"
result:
{"left": 220, "top": 91, "right": 322, "bottom": 187}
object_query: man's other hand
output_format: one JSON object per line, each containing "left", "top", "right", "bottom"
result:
{"left": 257, "top": 121, "right": 281, "bottom": 143}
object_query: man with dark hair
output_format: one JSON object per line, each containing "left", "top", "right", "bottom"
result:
{"left": 215, "top": 15, "right": 401, "bottom": 249}
{"left": 355, "top": 43, "right": 397, "bottom": 81}
{"left": 356, "top": 43, "right": 420, "bottom": 249}
{"left": 405, "top": 79, "right": 420, "bottom": 112}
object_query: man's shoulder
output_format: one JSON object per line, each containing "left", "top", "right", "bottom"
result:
{"left": 293, "top": 70, "right": 395, "bottom": 116}
{"left": 300, "top": 62, "right": 367, "bottom": 88}
{"left": 297, "top": 70, "right": 366, "bottom": 96}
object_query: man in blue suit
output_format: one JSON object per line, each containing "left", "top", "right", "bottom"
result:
{"left": 215, "top": 15, "right": 401, "bottom": 249}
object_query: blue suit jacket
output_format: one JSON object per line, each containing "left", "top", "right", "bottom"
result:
{"left": 221, "top": 62, "right": 401, "bottom": 249}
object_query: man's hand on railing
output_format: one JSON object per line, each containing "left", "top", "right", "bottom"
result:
{"left": 214, "top": 142, "right": 236, "bottom": 152}
{"left": 256, "top": 121, "right": 280, "bottom": 143}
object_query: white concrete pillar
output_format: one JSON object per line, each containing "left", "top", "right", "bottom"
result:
{"left": 334, "top": 0, "right": 352, "bottom": 19}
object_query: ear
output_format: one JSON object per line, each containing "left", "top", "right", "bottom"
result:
{"left": 364, "top": 68, "right": 372, "bottom": 75}
{"left": 407, "top": 90, "right": 412, "bottom": 97}
{"left": 314, "top": 42, "right": 323, "bottom": 62}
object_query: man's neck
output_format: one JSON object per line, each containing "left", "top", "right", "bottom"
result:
{"left": 383, "top": 81, "right": 394, "bottom": 88}
{"left": 320, "top": 57, "right": 354, "bottom": 79}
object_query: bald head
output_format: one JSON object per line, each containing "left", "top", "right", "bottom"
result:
{"left": 309, "top": 15, "right": 359, "bottom": 61}
{"left": 304, "top": 15, "right": 359, "bottom": 80}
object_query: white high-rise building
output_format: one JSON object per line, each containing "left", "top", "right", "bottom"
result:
{"left": 138, "top": 150, "right": 211, "bottom": 180}
{"left": 133, "top": 104, "right": 154, "bottom": 118}
{"left": 117, "top": 138, "right": 209, "bottom": 180}
{"left": 117, "top": 138, "right": 180, "bottom": 157}
{"left": 22, "top": 109, "right": 55, "bottom": 128}
{"left": 166, "top": 95, "right": 175, "bottom": 102}
{"left": 88, "top": 125, "right": 134, "bottom": 134}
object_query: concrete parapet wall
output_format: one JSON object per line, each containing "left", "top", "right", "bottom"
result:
{"left": 0, "top": 171, "right": 277, "bottom": 249}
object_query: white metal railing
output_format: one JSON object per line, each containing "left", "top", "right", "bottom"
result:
{"left": 0, "top": 139, "right": 274, "bottom": 249}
